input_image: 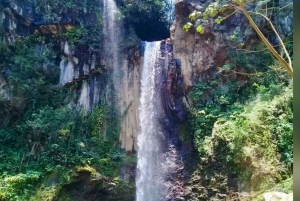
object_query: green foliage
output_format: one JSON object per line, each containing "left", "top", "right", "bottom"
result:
{"left": 189, "top": 82, "right": 211, "bottom": 105}
{"left": 188, "top": 36, "right": 292, "bottom": 195}
{"left": 0, "top": 102, "right": 129, "bottom": 198}
{"left": 90, "top": 105, "right": 107, "bottom": 138}
{"left": 196, "top": 25, "right": 205, "bottom": 34}
{"left": 0, "top": 39, "right": 127, "bottom": 196}
{"left": 203, "top": 2, "right": 222, "bottom": 19}
{"left": 0, "top": 35, "right": 63, "bottom": 113}
{"left": 61, "top": 25, "right": 102, "bottom": 49}
{"left": 189, "top": 79, "right": 293, "bottom": 192}
{"left": 183, "top": 1, "right": 223, "bottom": 33}
{"left": 30, "top": 185, "right": 60, "bottom": 201}
{"left": 183, "top": 22, "right": 193, "bottom": 32}
{"left": 0, "top": 29, "right": 130, "bottom": 199}
{"left": 0, "top": 171, "right": 42, "bottom": 200}
{"left": 63, "top": 26, "right": 88, "bottom": 48}
{"left": 189, "top": 11, "right": 202, "bottom": 21}
{"left": 28, "top": 0, "right": 100, "bottom": 23}
{"left": 75, "top": 165, "right": 98, "bottom": 178}
{"left": 226, "top": 45, "right": 273, "bottom": 73}
{"left": 0, "top": 1, "right": 135, "bottom": 199}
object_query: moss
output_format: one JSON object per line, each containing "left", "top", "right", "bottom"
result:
{"left": 75, "top": 165, "right": 98, "bottom": 178}
{"left": 179, "top": 121, "right": 190, "bottom": 144}
{"left": 30, "top": 186, "right": 60, "bottom": 201}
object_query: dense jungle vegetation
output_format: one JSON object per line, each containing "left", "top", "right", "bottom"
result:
{"left": 184, "top": 0, "right": 293, "bottom": 198}
{"left": 187, "top": 56, "right": 293, "bottom": 200}
{"left": 0, "top": 35, "right": 129, "bottom": 199}
{"left": 0, "top": 0, "right": 293, "bottom": 200}
{"left": 183, "top": 1, "right": 293, "bottom": 200}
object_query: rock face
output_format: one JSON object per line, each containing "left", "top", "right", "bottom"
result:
{"left": 0, "top": 0, "right": 142, "bottom": 152}
{"left": 170, "top": 0, "right": 293, "bottom": 92}
{"left": 171, "top": 0, "right": 253, "bottom": 93}
{"left": 170, "top": 0, "right": 240, "bottom": 90}
{"left": 158, "top": 40, "right": 187, "bottom": 201}
{"left": 263, "top": 192, "right": 293, "bottom": 201}
{"left": 119, "top": 44, "right": 142, "bottom": 152}
{"left": 1, "top": 0, "right": 92, "bottom": 43}
{"left": 58, "top": 41, "right": 103, "bottom": 112}
{"left": 30, "top": 166, "right": 135, "bottom": 201}
{"left": 170, "top": 0, "right": 219, "bottom": 89}
{"left": 0, "top": 0, "right": 103, "bottom": 110}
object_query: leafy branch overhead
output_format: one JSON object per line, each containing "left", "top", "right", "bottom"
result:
{"left": 183, "top": 0, "right": 293, "bottom": 77}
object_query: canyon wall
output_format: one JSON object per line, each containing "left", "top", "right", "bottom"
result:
{"left": 0, "top": 0, "right": 141, "bottom": 152}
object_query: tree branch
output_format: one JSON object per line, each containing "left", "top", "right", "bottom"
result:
{"left": 235, "top": 0, "right": 293, "bottom": 77}
{"left": 248, "top": 10, "right": 292, "bottom": 69}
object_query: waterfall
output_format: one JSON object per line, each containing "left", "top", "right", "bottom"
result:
{"left": 103, "top": 0, "right": 122, "bottom": 96}
{"left": 136, "top": 42, "right": 165, "bottom": 201}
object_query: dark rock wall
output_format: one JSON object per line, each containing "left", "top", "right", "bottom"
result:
{"left": 158, "top": 40, "right": 191, "bottom": 201}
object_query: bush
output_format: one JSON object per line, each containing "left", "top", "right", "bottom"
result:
{"left": 0, "top": 171, "right": 42, "bottom": 200}
{"left": 190, "top": 83, "right": 293, "bottom": 192}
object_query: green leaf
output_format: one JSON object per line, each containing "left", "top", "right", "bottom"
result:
{"left": 183, "top": 22, "right": 193, "bottom": 32}
{"left": 189, "top": 11, "right": 202, "bottom": 21}
{"left": 215, "top": 16, "right": 223, "bottom": 24}
{"left": 196, "top": 25, "right": 205, "bottom": 34}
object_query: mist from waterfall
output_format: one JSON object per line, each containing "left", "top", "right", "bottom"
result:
{"left": 136, "top": 42, "right": 165, "bottom": 201}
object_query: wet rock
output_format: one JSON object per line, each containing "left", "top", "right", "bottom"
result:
{"left": 158, "top": 41, "right": 188, "bottom": 201}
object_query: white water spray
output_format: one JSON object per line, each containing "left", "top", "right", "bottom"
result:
{"left": 136, "top": 42, "right": 165, "bottom": 201}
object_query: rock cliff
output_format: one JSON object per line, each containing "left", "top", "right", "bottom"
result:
{"left": 0, "top": 0, "right": 142, "bottom": 152}
{"left": 170, "top": 0, "right": 292, "bottom": 94}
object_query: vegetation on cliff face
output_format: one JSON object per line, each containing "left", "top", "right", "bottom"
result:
{"left": 184, "top": 0, "right": 293, "bottom": 77}
{"left": 0, "top": 0, "right": 173, "bottom": 198}
{"left": 187, "top": 43, "right": 293, "bottom": 200}
{"left": 0, "top": 1, "right": 136, "bottom": 200}
{"left": 181, "top": 1, "right": 293, "bottom": 199}
{"left": 0, "top": 0, "right": 293, "bottom": 200}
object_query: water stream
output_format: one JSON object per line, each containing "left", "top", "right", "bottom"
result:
{"left": 136, "top": 42, "right": 165, "bottom": 201}
{"left": 103, "top": 0, "right": 122, "bottom": 99}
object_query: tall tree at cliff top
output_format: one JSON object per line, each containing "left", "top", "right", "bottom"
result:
{"left": 184, "top": 0, "right": 293, "bottom": 77}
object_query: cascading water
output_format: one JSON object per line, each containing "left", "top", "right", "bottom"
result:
{"left": 103, "top": 0, "right": 122, "bottom": 98}
{"left": 136, "top": 42, "right": 165, "bottom": 201}
{"left": 136, "top": 40, "right": 186, "bottom": 201}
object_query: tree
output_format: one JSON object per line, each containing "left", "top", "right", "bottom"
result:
{"left": 184, "top": 0, "right": 293, "bottom": 77}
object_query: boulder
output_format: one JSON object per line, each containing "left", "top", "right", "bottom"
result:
{"left": 263, "top": 192, "right": 293, "bottom": 201}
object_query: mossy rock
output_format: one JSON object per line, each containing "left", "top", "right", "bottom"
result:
{"left": 75, "top": 165, "right": 100, "bottom": 179}
{"left": 30, "top": 186, "right": 60, "bottom": 201}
